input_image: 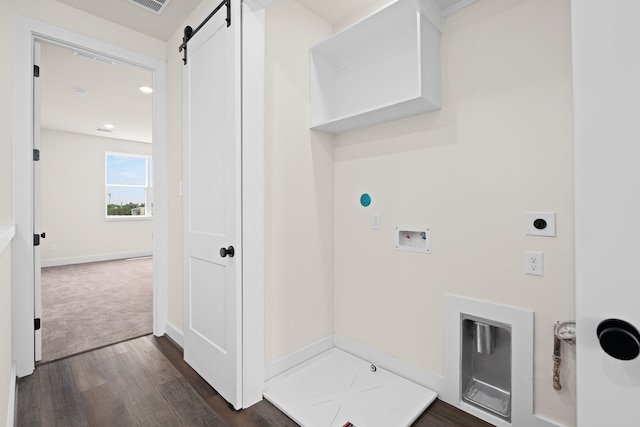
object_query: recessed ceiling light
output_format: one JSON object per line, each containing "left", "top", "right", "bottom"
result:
{"left": 74, "top": 88, "right": 88, "bottom": 96}
{"left": 139, "top": 86, "right": 153, "bottom": 94}
{"left": 103, "top": 123, "right": 115, "bottom": 129}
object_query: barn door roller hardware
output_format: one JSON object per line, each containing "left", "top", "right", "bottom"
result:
{"left": 179, "top": 0, "right": 231, "bottom": 65}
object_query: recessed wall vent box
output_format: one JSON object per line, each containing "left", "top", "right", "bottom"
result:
{"left": 309, "top": 0, "right": 476, "bottom": 134}
{"left": 396, "top": 226, "right": 431, "bottom": 253}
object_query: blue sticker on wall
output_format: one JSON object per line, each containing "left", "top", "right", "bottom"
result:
{"left": 360, "top": 193, "right": 371, "bottom": 207}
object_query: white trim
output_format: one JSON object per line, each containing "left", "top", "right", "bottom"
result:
{"left": 443, "top": 294, "right": 534, "bottom": 427}
{"left": 241, "top": 0, "right": 268, "bottom": 408}
{"left": 164, "top": 321, "right": 184, "bottom": 348}
{"left": 264, "top": 336, "right": 335, "bottom": 381}
{"left": 6, "top": 362, "right": 16, "bottom": 427}
{"left": 11, "top": 15, "right": 168, "bottom": 377}
{"left": 335, "top": 335, "right": 445, "bottom": 393}
{"left": 0, "top": 225, "right": 15, "bottom": 255}
{"left": 40, "top": 251, "right": 153, "bottom": 268}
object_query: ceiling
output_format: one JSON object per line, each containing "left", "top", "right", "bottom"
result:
{"left": 53, "top": 0, "right": 398, "bottom": 41}
{"left": 54, "top": 0, "right": 475, "bottom": 41}
{"left": 40, "top": 41, "right": 153, "bottom": 143}
{"left": 54, "top": 0, "right": 201, "bottom": 41}
{"left": 44, "top": 0, "right": 475, "bottom": 144}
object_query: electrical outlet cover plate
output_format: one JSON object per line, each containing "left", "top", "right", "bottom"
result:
{"left": 371, "top": 212, "right": 381, "bottom": 230}
{"left": 525, "top": 251, "right": 544, "bottom": 276}
{"left": 525, "top": 212, "right": 556, "bottom": 237}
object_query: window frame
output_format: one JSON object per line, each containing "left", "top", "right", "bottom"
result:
{"left": 105, "top": 151, "right": 153, "bottom": 219}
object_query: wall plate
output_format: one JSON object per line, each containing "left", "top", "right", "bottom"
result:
{"left": 525, "top": 212, "right": 555, "bottom": 237}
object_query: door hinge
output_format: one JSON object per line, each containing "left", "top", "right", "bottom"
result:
{"left": 34, "top": 318, "right": 41, "bottom": 331}
{"left": 33, "top": 65, "right": 40, "bottom": 78}
{"left": 34, "top": 233, "right": 43, "bottom": 246}
{"left": 33, "top": 149, "right": 40, "bottom": 161}
{"left": 34, "top": 232, "right": 45, "bottom": 246}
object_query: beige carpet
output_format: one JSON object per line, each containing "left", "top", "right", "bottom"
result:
{"left": 40, "top": 257, "right": 153, "bottom": 363}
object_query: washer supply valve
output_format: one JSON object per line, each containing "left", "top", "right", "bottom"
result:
{"left": 552, "top": 320, "right": 576, "bottom": 390}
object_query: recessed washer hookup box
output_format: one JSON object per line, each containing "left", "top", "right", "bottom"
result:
{"left": 395, "top": 226, "right": 430, "bottom": 253}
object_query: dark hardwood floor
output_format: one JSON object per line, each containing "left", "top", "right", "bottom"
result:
{"left": 17, "top": 335, "right": 493, "bottom": 426}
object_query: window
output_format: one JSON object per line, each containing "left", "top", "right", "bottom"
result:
{"left": 105, "top": 152, "right": 152, "bottom": 217}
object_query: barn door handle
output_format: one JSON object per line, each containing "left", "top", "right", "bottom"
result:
{"left": 597, "top": 318, "right": 640, "bottom": 360}
{"left": 220, "top": 246, "right": 235, "bottom": 258}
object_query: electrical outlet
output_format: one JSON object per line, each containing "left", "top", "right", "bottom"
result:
{"left": 49, "top": 244, "right": 57, "bottom": 252}
{"left": 525, "top": 251, "right": 544, "bottom": 276}
{"left": 525, "top": 212, "right": 556, "bottom": 237}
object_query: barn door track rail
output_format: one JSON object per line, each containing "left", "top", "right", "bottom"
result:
{"left": 179, "top": 0, "right": 231, "bottom": 65}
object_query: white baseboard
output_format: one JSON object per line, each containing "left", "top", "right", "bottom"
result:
{"left": 164, "top": 321, "right": 184, "bottom": 349}
{"left": 264, "top": 336, "right": 334, "bottom": 381}
{"left": 7, "top": 361, "right": 16, "bottom": 427}
{"left": 41, "top": 251, "right": 153, "bottom": 267}
{"left": 334, "top": 335, "right": 445, "bottom": 394}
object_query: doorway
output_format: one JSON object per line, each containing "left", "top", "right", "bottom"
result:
{"left": 12, "top": 15, "right": 168, "bottom": 378}
{"left": 36, "top": 40, "right": 154, "bottom": 363}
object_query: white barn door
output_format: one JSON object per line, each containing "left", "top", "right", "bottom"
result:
{"left": 183, "top": 0, "right": 243, "bottom": 409}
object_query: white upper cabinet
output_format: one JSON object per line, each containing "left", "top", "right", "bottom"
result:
{"left": 309, "top": 0, "right": 473, "bottom": 134}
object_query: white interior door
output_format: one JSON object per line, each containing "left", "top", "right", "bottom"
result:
{"left": 573, "top": 1, "right": 640, "bottom": 425}
{"left": 183, "top": 0, "right": 243, "bottom": 409}
{"left": 33, "top": 40, "right": 43, "bottom": 363}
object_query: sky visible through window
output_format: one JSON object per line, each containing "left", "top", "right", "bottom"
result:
{"left": 106, "top": 154, "right": 147, "bottom": 206}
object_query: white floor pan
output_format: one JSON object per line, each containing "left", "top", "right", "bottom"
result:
{"left": 264, "top": 348, "right": 437, "bottom": 427}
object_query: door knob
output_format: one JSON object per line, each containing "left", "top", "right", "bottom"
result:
{"left": 597, "top": 318, "right": 640, "bottom": 360}
{"left": 220, "top": 246, "right": 235, "bottom": 258}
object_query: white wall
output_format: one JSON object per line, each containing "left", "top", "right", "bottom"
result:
{"left": 333, "top": 0, "right": 574, "bottom": 425}
{"left": 573, "top": 1, "right": 640, "bottom": 425}
{"left": 40, "top": 129, "right": 153, "bottom": 264}
{"left": 263, "top": 0, "right": 335, "bottom": 364}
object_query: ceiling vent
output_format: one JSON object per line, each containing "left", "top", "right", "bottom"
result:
{"left": 127, "top": 0, "right": 170, "bottom": 15}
